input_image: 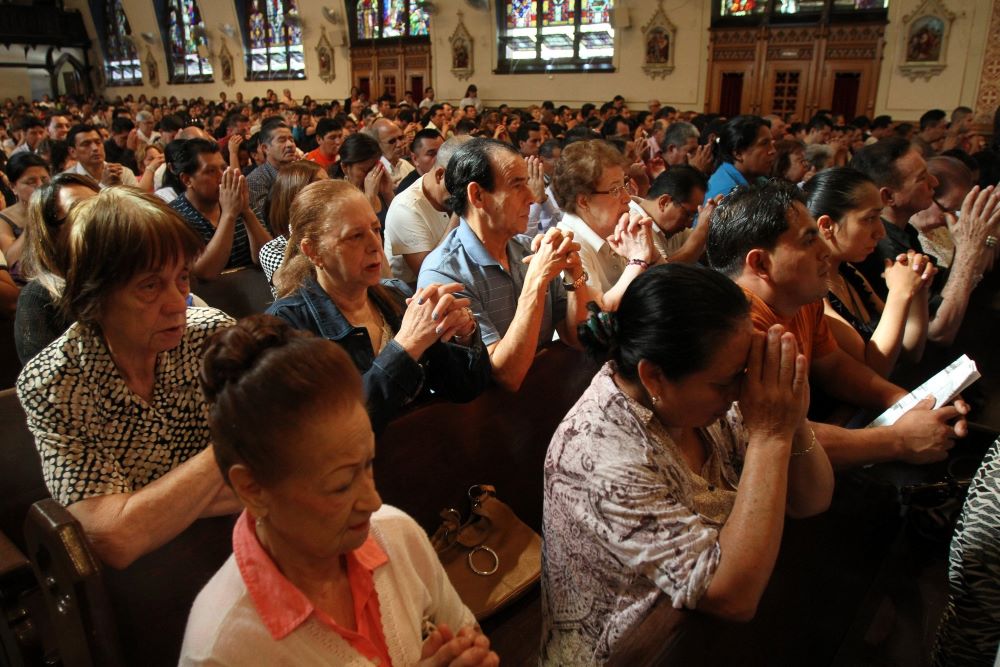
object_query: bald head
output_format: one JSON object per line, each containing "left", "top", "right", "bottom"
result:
{"left": 179, "top": 126, "right": 209, "bottom": 140}
{"left": 368, "top": 117, "right": 404, "bottom": 163}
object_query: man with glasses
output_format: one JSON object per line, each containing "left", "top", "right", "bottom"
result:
{"left": 367, "top": 118, "right": 414, "bottom": 187}
{"left": 631, "top": 166, "right": 718, "bottom": 264}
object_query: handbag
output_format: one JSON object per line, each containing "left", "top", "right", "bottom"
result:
{"left": 429, "top": 484, "right": 542, "bottom": 621}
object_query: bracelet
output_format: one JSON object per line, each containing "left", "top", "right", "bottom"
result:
{"left": 563, "top": 270, "right": 589, "bottom": 292}
{"left": 626, "top": 258, "right": 650, "bottom": 270}
{"left": 792, "top": 428, "right": 817, "bottom": 456}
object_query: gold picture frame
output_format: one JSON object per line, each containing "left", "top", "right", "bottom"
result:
{"left": 450, "top": 12, "right": 474, "bottom": 81}
{"left": 899, "top": 0, "right": 958, "bottom": 82}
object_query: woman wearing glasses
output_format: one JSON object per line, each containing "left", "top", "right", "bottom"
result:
{"left": 553, "top": 139, "right": 662, "bottom": 311}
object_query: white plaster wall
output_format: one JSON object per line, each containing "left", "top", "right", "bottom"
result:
{"left": 874, "top": 0, "right": 991, "bottom": 119}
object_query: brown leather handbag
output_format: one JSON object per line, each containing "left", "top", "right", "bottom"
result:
{"left": 429, "top": 484, "right": 542, "bottom": 621}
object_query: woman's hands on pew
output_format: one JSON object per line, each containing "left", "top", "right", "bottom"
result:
{"left": 418, "top": 623, "right": 499, "bottom": 667}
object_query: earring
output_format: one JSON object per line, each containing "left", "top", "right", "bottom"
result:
{"left": 651, "top": 395, "right": 660, "bottom": 405}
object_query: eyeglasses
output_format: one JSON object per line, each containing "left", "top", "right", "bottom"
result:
{"left": 592, "top": 177, "right": 631, "bottom": 199}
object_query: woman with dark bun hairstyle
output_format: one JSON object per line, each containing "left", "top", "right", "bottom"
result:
{"left": 540, "top": 263, "right": 833, "bottom": 665}
{"left": 804, "top": 167, "right": 933, "bottom": 377}
{"left": 181, "top": 314, "right": 499, "bottom": 667}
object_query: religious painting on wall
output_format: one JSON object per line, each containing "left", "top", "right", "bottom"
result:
{"left": 316, "top": 27, "right": 336, "bottom": 83}
{"left": 450, "top": 12, "right": 474, "bottom": 80}
{"left": 898, "top": 0, "right": 957, "bottom": 81}
{"left": 219, "top": 41, "right": 236, "bottom": 86}
{"left": 641, "top": 1, "right": 676, "bottom": 78}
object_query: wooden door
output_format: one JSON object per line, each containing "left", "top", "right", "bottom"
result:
{"left": 350, "top": 43, "right": 430, "bottom": 102}
{"left": 762, "top": 62, "right": 811, "bottom": 121}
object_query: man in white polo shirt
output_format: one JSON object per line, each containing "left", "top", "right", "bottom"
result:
{"left": 383, "top": 136, "right": 470, "bottom": 284}
{"left": 628, "top": 166, "right": 720, "bottom": 264}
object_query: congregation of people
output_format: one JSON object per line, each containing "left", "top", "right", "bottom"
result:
{"left": 4, "top": 83, "right": 1000, "bottom": 665}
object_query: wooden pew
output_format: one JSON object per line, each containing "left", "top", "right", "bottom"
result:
{"left": 14, "top": 343, "right": 598, "bottom": 666}
{"left": 0, "top": 388, "right": 49, "bottom": 554}
{"left": 377, "top": 343, "right": 599, "bottom": 664}
{"left": 191, "top": 267, "right": 273, "bottom": 319}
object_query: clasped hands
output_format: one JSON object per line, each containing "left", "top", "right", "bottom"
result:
{"left": 521, "top": 227, "right": 585, "bottom": 285}
{"left": 398, "top": 283, "right": 478, "bottom": 358}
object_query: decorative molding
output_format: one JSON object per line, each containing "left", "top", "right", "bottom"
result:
{"left": 449, "top": 12, "right": 473, "bottom": 80}
{"left": 316, "top": 27, "right": 335, "bottom": 83}
{"left": 898, "top": 0, "right": 958, "bottom": 82}
{"left": 826, "top": 46, "right": 876, "bottom": 59}
{"left": 218, "top": 41, "right": 235, "bottom": 87}
{"left": 641, "top": 1, "right": 676, "bottom": 79}
{"left": 714, "top": 49, "right": 756, "bottom": 61}
{"left": 767, "top": 46, "right": 813, "bottom": 60}
{"left": 974, "top": 1, "right": 1000, "bottom": 124}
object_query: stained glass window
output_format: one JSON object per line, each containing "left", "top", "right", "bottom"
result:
{"left": 408, "top": 0, "right": 429, "bottom": 36}
{"left": 161, "top": 0, "right": 213, "bottom": 82}
{"left": 499, "top": 0, "right": 614, "bottom": 73}
{"left": 103, "top": 0, "right": 142, "bottom": 85}
{"left": 719, "top": 0, "right": 762, "bottom": 16}
{"left": 350, "top": 0, "right": 431, "bottom": 41}
{"left": 244, "top": 0, "right": 304, "bottom": 79}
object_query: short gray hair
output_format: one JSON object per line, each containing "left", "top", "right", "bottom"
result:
{"left": 435, "top": 135, "right": 472, "bottom": 170}
{"left": 136, "top": 110, "right": 154, "bottom": 123}
{"left": 662, "top": 121, "right": 699, "bottom": 150}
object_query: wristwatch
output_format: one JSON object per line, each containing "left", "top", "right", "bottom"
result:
{"left": 562, "top": 270, "right": 588, "bottom": 292}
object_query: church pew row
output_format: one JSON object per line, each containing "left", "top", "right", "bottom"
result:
{"left": 0, "top": 343, "right": 600, "bottom": 666}
{"left": 4, "top": 277, "right": 998, "bottom": 667}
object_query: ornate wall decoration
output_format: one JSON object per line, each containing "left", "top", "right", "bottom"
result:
{"left": 898, "top": 0, "right": 958, "bottom": 82}
{"left": 641, "top": 1, "right": 676, "bottom": 78}
{"left": 316, "top": 27, "right": 335, "bottom": 83}
{"left": 974, "top": 1, "right": 1000, "bottom": 124}
{"left": 218, "top": 41, "right": 235, "bottom": 87}
{"left": 450, "top": 12, "right": 473, "bottom": 80}
{"left": 144, "top": 47, "right": 159, "bottom": 88}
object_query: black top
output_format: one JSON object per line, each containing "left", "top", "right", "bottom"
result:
{"left": 395, "top": 169, "right": 420, "bottom": 195}
{"left": 855, "top": 217, "right": 945, "bottom": 313}
{"left": 827, "top": 263, "right": 880, "bottom": 342}
{"left": 14, "top": 279, "right": 72, "bottom": 365}
{"left": 103, "top": 139, "right": 139, "bottom": 173}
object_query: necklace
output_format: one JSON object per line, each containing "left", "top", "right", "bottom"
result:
{"left": 831, "top": 270, "right": 871, "bottom": 324}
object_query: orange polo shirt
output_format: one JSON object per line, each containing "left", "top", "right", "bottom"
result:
{"left": 743, "top": 288, "right": 838, "bottom": 366}
{"left": 304, "top": 148, "right": 338, "bottom": 171}
{"left": 232, "top": 510, "right": 392, "bottom": 666}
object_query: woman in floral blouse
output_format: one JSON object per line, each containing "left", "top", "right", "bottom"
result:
{"left": 540, "top": 263, "right": 834, "bottom": 665}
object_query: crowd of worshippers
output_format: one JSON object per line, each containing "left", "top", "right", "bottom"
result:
{"left": 2, "top": 85, "right": 1000, "bottom": 665}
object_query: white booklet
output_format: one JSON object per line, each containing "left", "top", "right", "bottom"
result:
{"left": 867, "top": 355, "right": 981, "bottom": 428}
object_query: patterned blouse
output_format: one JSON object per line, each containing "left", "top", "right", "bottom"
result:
{"left": 16, "top": 307, "right": 234, "bottom": 506}
{"left": 541, "top": 363, "right": 747, "bottom": 666}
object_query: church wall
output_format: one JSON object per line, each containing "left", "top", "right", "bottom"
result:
{"left": 13, "top": 0, "right": 994, "bottom": 122}
{"left": 875, "top": 0, "right": 991, "bottom": 121}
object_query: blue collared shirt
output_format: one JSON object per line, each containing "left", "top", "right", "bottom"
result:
{"left": 705, "top": 161, "right": 750, "bottom": 203}
{"left": 417, "top": 220, "right": 567, "bottom": 349}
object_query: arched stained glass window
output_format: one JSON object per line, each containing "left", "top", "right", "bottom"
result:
{"left": 103, "top": 0, "right": 142, "bottom": 85}
{"left": 241, "top": 0, "right": 305, "bottom": 80}
{"left": 157, "top": 0, "right": 213, "bottom": 82}
{"left": 351, "top": 0, "right": 429, "bottom": 41}
{"left": 498, "top": 0, "right": 614, "bottom": 73}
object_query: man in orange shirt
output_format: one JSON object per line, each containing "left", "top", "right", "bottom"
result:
{"left": 303, "top": 118, "right": 344, "bottom": 172}
{"left": 707, "top": 180, "right": 967, "bottom": 468}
